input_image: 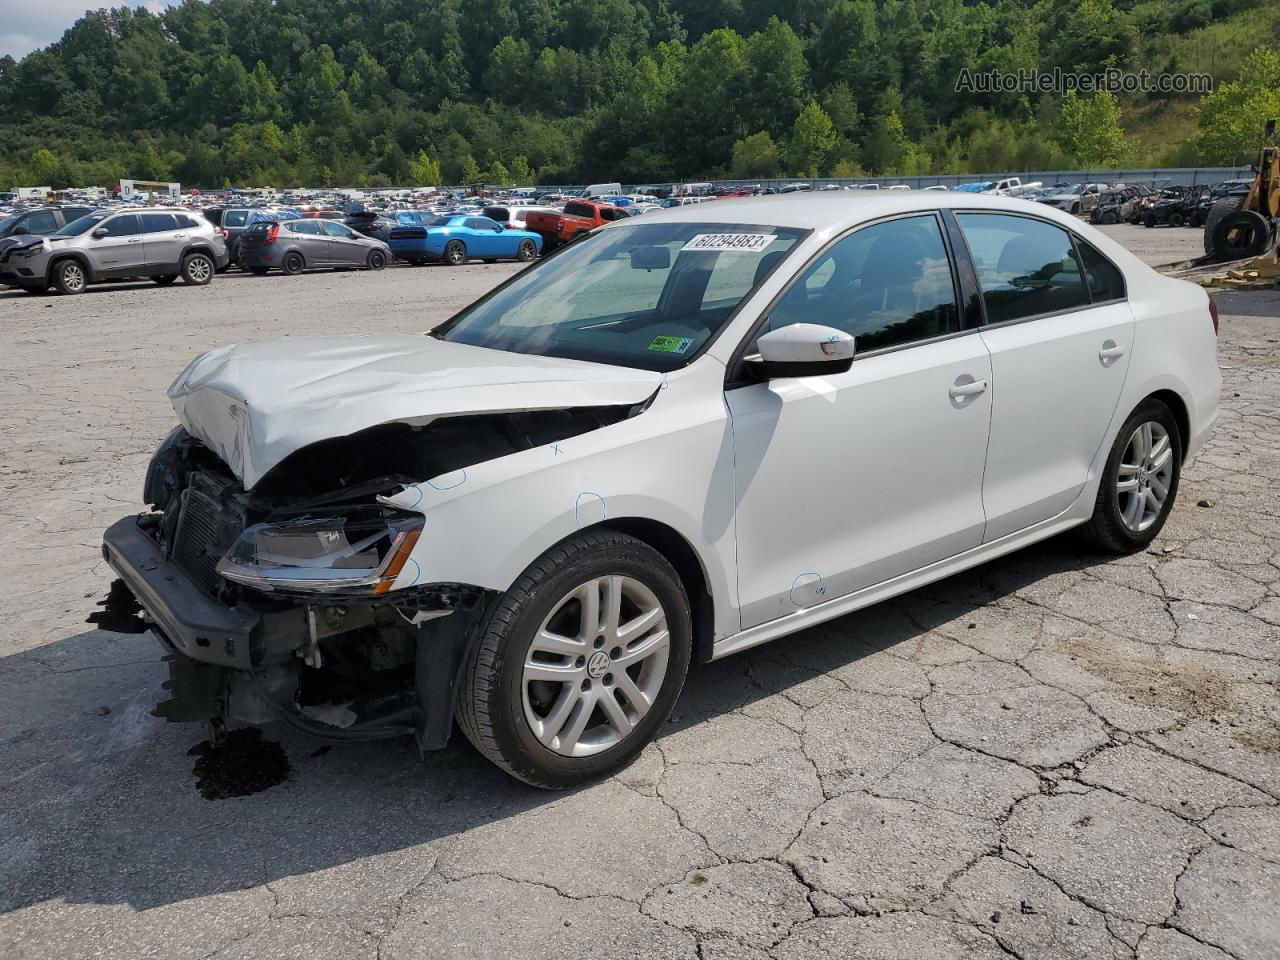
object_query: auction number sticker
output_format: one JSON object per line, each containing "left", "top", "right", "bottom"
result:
{"left": 648, "top": 335, "right": 696, "bottom": 354}
{"left": 680, "top": 233, "right": 774, "bottom": 252}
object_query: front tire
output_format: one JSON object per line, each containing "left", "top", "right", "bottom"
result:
{"left": 181, "top": 252, "right": 214, "bottom": 286}
{"left": 457, "top": 530, "right": 692, "bottom": 789}
{"left": 1081, "top": 400, "right": 1182, "bottom": 553}
{"left": 51, "top": 260, "right": 87, "bottom": 295}
{"left": 444, "top": 240, "right": 467, "bottom": 266}
{"left": 367, "top": 249, "right": 387, "bottom": 270}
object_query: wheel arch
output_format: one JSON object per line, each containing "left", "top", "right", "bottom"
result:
{"left": 180, "top": 242, "right": 217, "bottom": 261}
{"left": 45, "top": 251, "right": 93, "bottom": 283}
{"left": 593, "top": 517, "right": 716, "bottom": 665}
{"left": 1145, "top": 388, "right": 1190, "bottom": 463}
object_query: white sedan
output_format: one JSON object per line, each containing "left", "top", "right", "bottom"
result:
{"left": 103, "top": 194, "right": 1220, "bottom": 787}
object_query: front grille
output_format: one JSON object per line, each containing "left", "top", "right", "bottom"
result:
{"left": 172, "top": 485, "right": 225, "bottom": 595}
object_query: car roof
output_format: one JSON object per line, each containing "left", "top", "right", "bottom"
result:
{"left": 624, "top": 191, "right": 1081, "bottom": 231}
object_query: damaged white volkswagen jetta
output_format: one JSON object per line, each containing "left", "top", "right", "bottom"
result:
{"left": 103, "top": 193, "right": 1220, "bottom": 787}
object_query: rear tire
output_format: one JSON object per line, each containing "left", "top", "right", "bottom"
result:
{"left": 181, "top": 252, "right": 214, "bottom": 286}
{"left": 444, "top": 240, "right": 467, "bottom": 266}
{"left": 282, "top": 252, "right": 304, "bottom": 275}
{"left": 457, "top": 530, "right": 692, "bottom": 789}
{"left": 1080, "top": 399, "right": 1182, "bottom": 554}
{"left": 1101, "top": 211, "right": 1118, "bottom": 225}
{"left": 51, "top": 260, "right": 87, "bottom": 295}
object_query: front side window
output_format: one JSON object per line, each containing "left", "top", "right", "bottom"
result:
{"left": 25, "top": 211, "right": 58, "bottom": 234}
{"left": 957, "top": 214, "right": 1089, "bottom": 324}
{"left": 101, "top": 214, "right": 141, "bottom": 237}
{"left": 321, "top": 221, "right": 353, "bottom": 238}
{"left": 288, "top": 221, "right": 322, "bottom": 235}
{"left": 434, "top": 222, "right": 805, "bottom": 371}
{"left": 766, "top": 215, "right": 959, "bottom": 353}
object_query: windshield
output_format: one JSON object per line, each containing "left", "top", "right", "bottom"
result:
{"left": 433, "top": 221, "right": 807, "bottom": 371}
{"left": 55, "top": 212, "right": 107, "bottom": 236}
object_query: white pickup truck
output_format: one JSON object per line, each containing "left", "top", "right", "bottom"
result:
{"left": 984, "top": 177, "right": 1043, "bottom": 197}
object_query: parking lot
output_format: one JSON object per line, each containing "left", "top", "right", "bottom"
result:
{"left": 1, "top": 224, "right": 1277, "bottom": 960}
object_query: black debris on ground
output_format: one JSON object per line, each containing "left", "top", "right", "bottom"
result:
{"left": 190, "top": 728, "right": 291, "bottom": 800}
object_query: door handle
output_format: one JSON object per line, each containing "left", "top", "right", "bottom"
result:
{"left": 128, "top": 238, "right": 142, "bottom": 243}
{"left": 1099, "top": 343, "right": 1125, "bottom": 362}
{"left": 949, "top": 379, "right": 988, "bottom": 399}
{"left": 174, "top": 233, "right": 187, "bottom": 238}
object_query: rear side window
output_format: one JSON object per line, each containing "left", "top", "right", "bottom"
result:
{"left": 223, "top": 210, "right": 249, "bottom": 227}
{"left": 564, "top": 202, "right": 595, "bottom": 217}
{"left": 957, "top": 214, "right": 1089, "bottom": 324}
{"left": 1075, "top": 239, "right": 1126, "bottom": 302}
{"left": 767, "top": 214, "right": 960, "bottom": 353}
{"left": 141, "top": 213, "right": 176, "bottom": 232}
{"left": 288, "top": 221, "right": 322, "bottom": 235}
{"left": 101, "top": 214, "right": 141, "bottom": 237}
{"left": 176, "top": 214, "right": 201, "bottom": 229}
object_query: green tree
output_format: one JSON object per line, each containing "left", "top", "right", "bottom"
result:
{"left": 788, "top": 102, "right": 836, "bottom": 177}
{"left": 1189, "top": 46, "right": 1280, "bottom": 165}
{"left": 460, "top": 153, "right": 482, "bottom": 184}
{"left": 1055, "top": 90, "right": 1128, "bottom": 166}
{"left": 30, "top": 148, "right": 63, "bottom": 187}
{"left": 487, "top": 159, "right": 510, "bottom": 184}
{"left": 730, "top": 132, "right": 782, "bottom": 178}
{"left": 410, "top": 149, "right": 442, "bottom": 185}
{"left": 509, "top": 154, "right": 533, "bottom": 184}
{"left": 484, "top": 36, "right": 531, "bottom": 102}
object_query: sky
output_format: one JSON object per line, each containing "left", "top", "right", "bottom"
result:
{"left": 1, "top": 1, "right": 176, "bottom": 60}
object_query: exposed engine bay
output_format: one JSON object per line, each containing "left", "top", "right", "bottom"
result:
{"left": 102, "top": 403, "right": 637, "bottom": 748}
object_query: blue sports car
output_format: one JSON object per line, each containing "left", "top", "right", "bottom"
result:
{"left": 388, "top": 214, "right": 542, "bottom": 266}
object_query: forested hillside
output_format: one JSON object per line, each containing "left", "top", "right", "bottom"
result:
{"left": 1, "top": 0, "right": 1277, "bottom": 188}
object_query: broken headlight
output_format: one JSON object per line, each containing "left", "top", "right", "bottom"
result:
{"left": 216, "top": 512, "right": 423, "bottom": 594}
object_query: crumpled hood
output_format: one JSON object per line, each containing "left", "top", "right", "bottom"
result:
{"left": 169, "top": 334, "right": 663, "bottom": 489}
{"left": 0, "top": 235, "right": 44, "bottom": 262}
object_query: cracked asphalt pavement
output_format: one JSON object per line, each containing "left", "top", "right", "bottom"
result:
{"left": 2, "top": 227, "right": 1278, "bottom": 960}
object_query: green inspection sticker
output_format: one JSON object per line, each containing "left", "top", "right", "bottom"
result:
{"left": 647, "top": 335, "right": 696, "bottom": 355}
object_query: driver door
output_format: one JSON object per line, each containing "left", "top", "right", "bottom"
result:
{"left": 727, "top": 214, "right": 992, "bottom": 628}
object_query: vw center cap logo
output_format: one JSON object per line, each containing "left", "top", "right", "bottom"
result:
{"left": 587, "top": 651, "right": 610, "bottom": 678}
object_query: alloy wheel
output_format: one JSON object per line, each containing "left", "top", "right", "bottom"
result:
{"left": 521, "top": 575, "right": 670, "bottom": 758}
{"left": 186, "top": 257, "right": 211, "bottom": 283}
{"left": 1116, "top": 421, "right": 1174, "bottom": 533}
{"left": 61, "top": 264, "right": 85, "bottom": 292}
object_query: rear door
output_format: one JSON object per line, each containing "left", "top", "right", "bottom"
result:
{"left": 955, "top": 212, "right": 1135, "bottom": 541}
{"left": 287, "top": 220, "right": 329, "bottom": 264}
{"left": 140, "top": 212, "right": 182, "bottom": 271}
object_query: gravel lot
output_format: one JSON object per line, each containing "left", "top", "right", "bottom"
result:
{"left": 2, "top": 225, "right": 1278, "bottom": 960}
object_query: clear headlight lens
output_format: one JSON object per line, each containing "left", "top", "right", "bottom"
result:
{"left": 216, "top": 513, "right": 423, "bottom": 594}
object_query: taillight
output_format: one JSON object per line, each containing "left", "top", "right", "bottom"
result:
{"left": 218, "top": 227, "right": 228, "bottom": 241}
{"left": 1208, "top": 298, "right": 1219, "bottom": 336}
{"left": 264, "top": 223, "right": 279, "bottom": 245}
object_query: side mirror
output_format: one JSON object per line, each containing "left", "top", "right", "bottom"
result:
{"left": 748, "top": 323, "right": 855, "bottom": 379}
{"left": 92, "top": 227, "right": 108, "bottom": 239}
{"left": 12, "top": 224, "right": 28, "bottom": 235}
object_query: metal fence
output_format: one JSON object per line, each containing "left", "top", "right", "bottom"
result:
{"left": 535, "top": 167, "right": 1253, "bottom": 193}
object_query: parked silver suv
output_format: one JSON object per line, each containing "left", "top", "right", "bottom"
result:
{"left": 0, "top": 208, "right": 229, "bottom": 295}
